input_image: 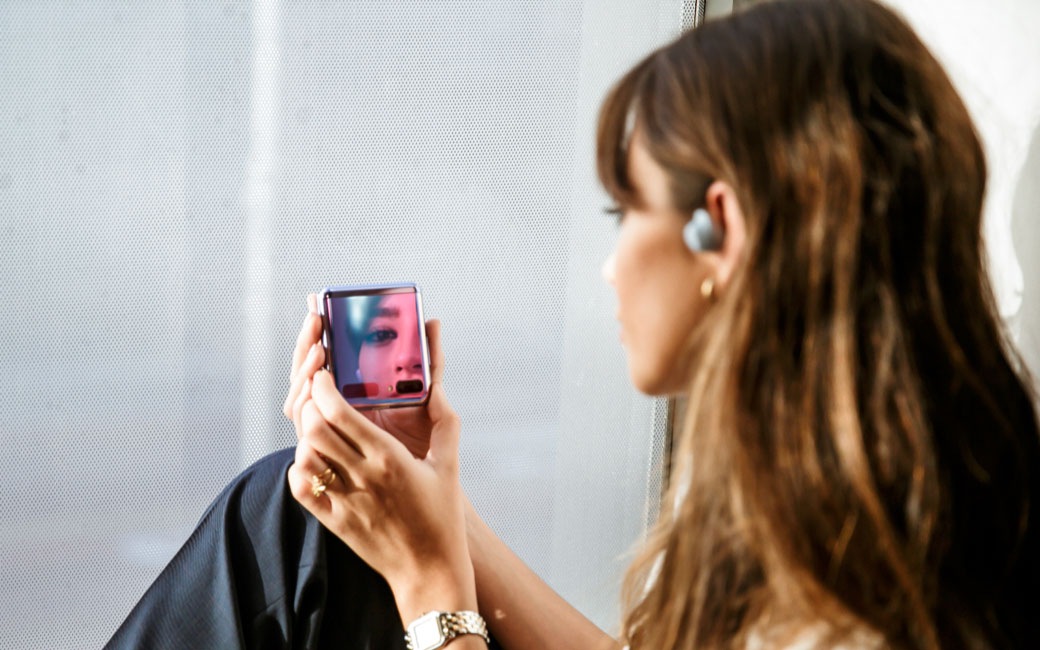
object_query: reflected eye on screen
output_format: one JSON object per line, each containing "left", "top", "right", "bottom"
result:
{"left": 364, "top": 327, "right": 398, "bottom": 346}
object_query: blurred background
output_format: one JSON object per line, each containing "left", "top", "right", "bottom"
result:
{"left": 1, "top": 0, "right": 1037, "bottom": 647}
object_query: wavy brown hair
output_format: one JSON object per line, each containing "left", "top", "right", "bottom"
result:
{"left": 596, "top": 0, "right": 1040, "bottom": 648}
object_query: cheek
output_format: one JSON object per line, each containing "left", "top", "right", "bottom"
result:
{"left": 614, "top": 239, "right": 703, "bottom": 395}
{"left": 612, "top": 236, "right": 651, "bottom": 300}
{"left": 358, "top": 346, "right": 381, "bottom": 375}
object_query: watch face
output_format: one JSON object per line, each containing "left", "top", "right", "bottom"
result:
{"left": 410, "top": 612, "right": 445, "bottom": 650}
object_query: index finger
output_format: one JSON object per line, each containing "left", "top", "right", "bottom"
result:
{"left": 290, "top": 295, "right": 323, "bottom": 380}
{"left": 310, "top": 369, "right": 407, "bottom": 459}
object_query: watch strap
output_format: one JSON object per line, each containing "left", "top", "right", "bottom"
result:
{"left": 405, "top": 610, "right": 489, "bottom": 650}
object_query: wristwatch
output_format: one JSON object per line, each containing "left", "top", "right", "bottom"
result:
{"left": 404, "top": 610, "right": 489, "bottom": 650}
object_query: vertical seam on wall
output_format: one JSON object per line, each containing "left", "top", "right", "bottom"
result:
{"left": 680, "top": 0, "right": 707, "bottom": 32}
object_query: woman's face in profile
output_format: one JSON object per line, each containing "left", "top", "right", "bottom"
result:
{"left": 358, "top": 292, "right": 423, "bottom": 399}
{"left": 603, "top": 139, "right": 713, "bottom": 396}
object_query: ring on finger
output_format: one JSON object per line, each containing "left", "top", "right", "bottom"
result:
{"left": 310, "top": 467, "right": 337, "bottom": 498}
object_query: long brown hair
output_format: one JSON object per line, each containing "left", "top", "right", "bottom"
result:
{"left": 597, "top": 0, "right": 1040, "bottom": 647}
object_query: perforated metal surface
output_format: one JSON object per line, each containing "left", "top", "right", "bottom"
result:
{"left": 0, "top": 1, "right": 685, "bottom": 646}
{"left": 681, "top": 0, "right": 708, "bottom": 30}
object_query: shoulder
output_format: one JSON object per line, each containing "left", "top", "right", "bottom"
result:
{"left": 232, "top": 446, "right": 297, "bottom": 488}
{"left": 194, "top": 446, "right": 301, "bottom": 531}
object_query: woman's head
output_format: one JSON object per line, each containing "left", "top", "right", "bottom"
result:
{"left": 600, "top": 136, "right": 747, "bottom": 394}
{"left": 598, "top": 0, "right": 1040, "bottom": 648}
{"left": 598, "top": 0, "right": 987, "bottom": 394}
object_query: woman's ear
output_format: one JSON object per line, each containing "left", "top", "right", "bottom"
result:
{"left": 703, "top": 180, "right": 747, "bottom": 289}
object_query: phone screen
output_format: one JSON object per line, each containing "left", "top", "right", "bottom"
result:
{"left": 321, "top": 284, "right": 430, "bottom": 408}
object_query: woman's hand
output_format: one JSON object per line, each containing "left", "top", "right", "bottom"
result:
{"left": 282, "top": 294, "right": 436, "bottom": 459}
{"left": 285, "top": 307, "right": 476, "bottom": 624}
{"left": 288, "top": 373, "right": 475, "bottom": 622}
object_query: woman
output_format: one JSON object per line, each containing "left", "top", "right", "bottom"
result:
{"left": 286, "top": 0, "right": 1040, "bottom": 648}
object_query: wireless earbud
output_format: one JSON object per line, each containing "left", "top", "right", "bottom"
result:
{"left": 683, "top": 207, "right": 724, "bottom": 252}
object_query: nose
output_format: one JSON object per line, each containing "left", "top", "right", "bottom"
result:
{"left": 395, "top": 325, "right": 423, "bottom": 373}
{"left": 601, "top": 252, "right": 617, "bottom": 286}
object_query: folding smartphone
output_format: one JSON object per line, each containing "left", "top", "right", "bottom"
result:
{"left": 318, "top": 283, "right": 431, "bottom": 409}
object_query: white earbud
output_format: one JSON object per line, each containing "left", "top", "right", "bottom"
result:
{"left": 683, "top": 207, "right": 724, "bottom": 252}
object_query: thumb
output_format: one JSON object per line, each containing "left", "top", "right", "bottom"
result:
{"left": 425, "top": 319, "right": 445, "bottom": 386}
{"left": 426, "top": 382, "right": 460, "bottom": 466}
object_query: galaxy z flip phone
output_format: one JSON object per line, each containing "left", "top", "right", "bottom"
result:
{"left": 318, "top": 283, "right": 431, "bottom": 409}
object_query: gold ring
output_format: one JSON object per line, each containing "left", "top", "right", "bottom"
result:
{"left": 310, "top": 467, "right": 337, "bottom": 498}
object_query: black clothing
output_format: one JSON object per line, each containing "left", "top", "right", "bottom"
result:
{"left": 106, "top": 447, "right": 501, "bottom": 649}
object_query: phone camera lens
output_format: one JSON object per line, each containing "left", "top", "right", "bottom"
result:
{"left": 395, "top": 380, "right": 424, "bottom": 395}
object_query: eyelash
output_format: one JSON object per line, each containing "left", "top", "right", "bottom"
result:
{"left": 603, "top": 205, "right": 625, "bottom": 225}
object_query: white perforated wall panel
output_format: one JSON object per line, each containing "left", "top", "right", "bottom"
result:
{"left": 0, "top": 1, "right": 691, "bottom": 646}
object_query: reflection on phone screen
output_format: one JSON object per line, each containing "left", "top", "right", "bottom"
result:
{"left": 325, "top": 290, "right": 425, "bottom": 402}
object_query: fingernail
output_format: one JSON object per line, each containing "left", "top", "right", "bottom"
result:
{"left": 307, "top": 293, "right": 318, "bottom": 314}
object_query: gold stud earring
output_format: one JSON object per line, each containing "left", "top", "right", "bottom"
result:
{"left": 700, "top": 276, "right": 716, "bottom": 300}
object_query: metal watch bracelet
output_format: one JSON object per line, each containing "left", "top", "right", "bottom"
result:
{"left": 404, "top": 610, "right": 489, "bottom": 650}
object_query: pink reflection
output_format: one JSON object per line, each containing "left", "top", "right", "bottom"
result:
{"left": 358, "top": 292, "right": 423, "bottom": 399}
